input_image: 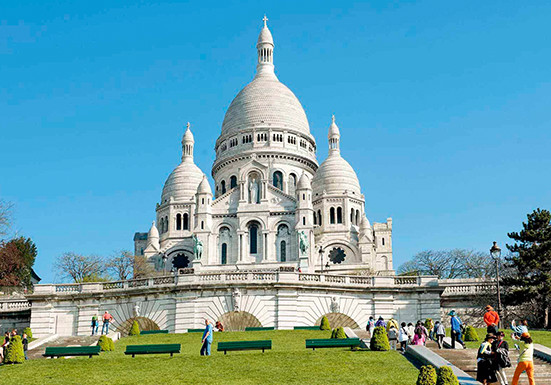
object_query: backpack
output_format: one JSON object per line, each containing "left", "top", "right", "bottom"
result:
{"left": 496, "top": 341, "right": 511, "bottom": 368}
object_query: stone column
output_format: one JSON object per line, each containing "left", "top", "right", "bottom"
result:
{"left": 262, "top": 231, "right": 269, "bottom": 261}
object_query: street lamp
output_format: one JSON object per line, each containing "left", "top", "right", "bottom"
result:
{"left": 319, "top": 246, "right": 324, "bottom": 273}
{"left": 490, "top": 241, "right": 502, "bottom": 326}
{"left": 161, "top": 253, "right": 168, "bottom": 275}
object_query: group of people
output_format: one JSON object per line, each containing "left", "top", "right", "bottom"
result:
{"left": 1, "top": 329, "right": 29, "bottom": 361}
{"left": 90, "top": 311, "right": 115, "bottom": 335}
{"left": 367, "top": 316, "right": 439, "bottom": 352}
{"left": 476, "top": 305, "right": 535, "bottom": 385}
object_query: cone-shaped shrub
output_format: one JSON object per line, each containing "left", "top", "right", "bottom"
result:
{"left": 22, "top": 327, "right": 32, "bottom": 340}
{"left": 335, "top": 327, "right": 347, "bottom": 339}
{"left": 436, "top": 366, "right": 459, "bottom": 385}
{"left": 369, "top": 326, "right": 390, "bottom": 351}
{"left": 464, "top": 325, "right": 479, "bottom": 341}
{"left": 320, "top": 316, "right": 331, "bottom": 330}
{"left": 4, "top": 335, "right": 25, "bottom": 364}
{"left": 330, "top": 328, "right": 337, "bottom": 339}
{"left": 97, "top": 335, "right": 114, "bottom": 351}
{"left": 129, "top": 320, "right": 140, "bottom": 336}
{"left": 417, "top": 365, "right": 437, "bottom": 385}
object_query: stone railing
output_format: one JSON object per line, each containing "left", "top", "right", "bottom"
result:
{"left": 0, "top": 300, "right": 31, "bottom": 313}
{"left": 30, "top": 272, "right": 440, "bottom": 296}
{"left": 439, "top": 278, "right": 496, "bottom": 297}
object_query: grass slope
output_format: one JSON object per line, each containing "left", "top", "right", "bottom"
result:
{"left": 447, "top": 327, "right": 551, "bottom": 349}
{"left": 0, "top": 330, "right": 418, "bottom": 385}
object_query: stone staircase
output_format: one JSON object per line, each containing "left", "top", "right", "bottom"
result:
{"left": 426, "top": 340, "right": 551, "bottom": 385}
{"left": 28, "top": 335, "right": 100, "bottom": 360}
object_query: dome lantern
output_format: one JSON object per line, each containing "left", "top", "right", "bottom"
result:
{"left": 256, "top": 15, "right": 274, "bottom": 76}
{"left": 182, "top": 122, "right": 194, "bottom": 161}
{"left": 328, "top": 115, "right": 340, "bottom": 154}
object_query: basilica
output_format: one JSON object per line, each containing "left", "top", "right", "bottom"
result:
{"left": 134, "top": 18, "right": 394, "bottom": 275}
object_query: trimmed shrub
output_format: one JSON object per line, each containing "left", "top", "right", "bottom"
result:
{"left": 320, "top": 316, "right": 331, "bottom": 330}
{"left": 330, "top": 328, "right": 337, "bottom": 339}
{"left": 464, "top": 325, "right": 479, "bottom": 342}
{"left": 4, "top": 335, "right": 25, "bottom": 364}
{"left": 436, "top": 366, "right": 459, "bottom": 385}
{"left": 22, "top": 327, "right": 33, "bottom": 340}
{"left": 129, "top": 320, "right": 140, "bottom": 336}
{"left": 369, "top": 326, "right": 390, "bottom": 351}
{"left": 335, "top": 327, "right": 347, "bottom": 339}
{"left": 97, "top": 335, "right": 114, "bottom": 352}
{"left": 417, "top": 365, "right": 437, "bottom": 385}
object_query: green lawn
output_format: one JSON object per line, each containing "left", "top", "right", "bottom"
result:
{"left": 0, "top": 330, "right": 419, "bottom": 385}
{"left": 449, "top": 327, "right": 551, "bottom": 349}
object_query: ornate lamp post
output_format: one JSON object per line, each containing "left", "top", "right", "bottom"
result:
{"left": 319, "top": 246, "right": 324, "bottom": 273}
{"left": 490, "top": 241, "right": 502, "bottom": 326}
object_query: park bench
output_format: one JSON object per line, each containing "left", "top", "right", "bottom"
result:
{"left": 305, "top": 338, "right": 361, "bottom": 350}
{"left": 217, "top": 340, "right": 272, "bottom": 354}
{"left": 124, "top": 344, "right": 181, "bottom": 357}
{"left": 293, "top": 326, "right": 321, "bottom": 330}
{"left": 187, "top": 328, "right": 205, "bottom": 333}
{"left": 244, "top": 327, "right": 275, "bottom": 331}
{"left": 141, "top": 330, "right": 169, "bottom": 335}
{"left": 43, "top": 346, "right": 101, "bottom": 359}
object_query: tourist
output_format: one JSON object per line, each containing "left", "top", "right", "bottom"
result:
{"left": 22, "top": 332, "right": 29, "bottom": 360}
{"left": 200, "top": 319, "right": 213, "bottom": 356}
{"left": 101, "top": 311, "right": 114, "bottom": 335}
{"left": 414, "top": 321, "right": 428, "bottom": 345}
{"left": 215, "top": 321, "right": 224, "bottom": 332}
{"left": 492, "top": 331, "right": 511, "bottom": 385}
{"left": 386, "top": 317, "right": 399, "bottom": 332}
{"left": 375, "top": 316, "right": 386, "bottom": 328}
{"left": 367, "top": 316, "right": 375, "bottom": 337}
{"left": 510, "top": 320, "right": 528, "bottom": 339}
{"left": 449, "top": 310, "right": 466, "bottom": 349}
{"left": 426, "top": 318, "right": 435, "bottom": 340}
{"left": 407, "top": 322, "right": 415, "bottom": 343}
{"left": 388, "top": 324, "right": 398, "bottom": 350}
{"left": 412, "top": 326, "right": 425, "bottom": 346}
{"left": 511, "top": 332, "right": 535, "bottom": 385}
{"left": 484, "top": 305, "right": 500, "bottom": 334}
{"left": 434, "top": 321, "right": 446, "bottom": 349}
{"left": 1, "top": 331, "right": 10, "bottom": 360}
{"left": 91, "top": 314, "right": 99, "bottom": 336}
{"left": 477, "top": 333, "right": 498, "bottom": 385}
{"left": 398, "top": 322, "right": 409, "bottom": 352}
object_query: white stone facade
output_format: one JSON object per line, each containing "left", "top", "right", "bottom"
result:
{"left": 135, "top": 18, "right": 393, "bottom": 275}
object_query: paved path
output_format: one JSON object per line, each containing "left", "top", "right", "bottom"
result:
{"left": 426, "top": 340, "right": 551, "bottom": 385}
{"left": 28, "top": 336, "right": 100, "bottom": 360}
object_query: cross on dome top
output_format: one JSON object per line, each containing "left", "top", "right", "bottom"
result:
{"left": 263, "top": 15, "right": 268, "bottom": 27}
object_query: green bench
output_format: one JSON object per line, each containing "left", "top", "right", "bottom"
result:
{"left": 43, "top": 346, "right": 101, "bottom": 358}
{"left": 293, "top": 326, "right": 321, "bottom": 330}
{"left": 305, "top": 338, "right": 361, "bottom": 350}
{"left": 124, "top": 344, "right": 181, "bottom": 357}
{"left": 187, "top": 328, "right": 205, "bottom": 333}
{"left": 244, "top": 327, "right": 275, "bottom": 331}
{"left": 141, "top": 330, "right": 169, "bottom": 335}
{"left": 217, "top": 340, "right": 272, "bottom": 355}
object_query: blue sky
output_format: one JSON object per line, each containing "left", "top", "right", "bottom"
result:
{"left": 1, "top": 1, "right": 550, "bottom": 283}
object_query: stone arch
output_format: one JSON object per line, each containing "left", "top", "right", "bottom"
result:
{"left": 217, "top": 311, "right": 262, "bottom": 331}
{"left": 324, "top": 242, "right": 359, "bottom": 264}
{"left": 315, "top": 313, "right": 359, "bottom": 329}
{"left": 116, "top": 316, "right": 160, "bottom": 336}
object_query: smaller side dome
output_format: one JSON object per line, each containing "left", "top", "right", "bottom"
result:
{"left": 197, "top": 175, "right": 212, "bottom": 195}
{"left": 146, "top": 221, "right": 160, "bottom": 250}
{"left": 297, "top": 173, "right": 311, "bottom": 190}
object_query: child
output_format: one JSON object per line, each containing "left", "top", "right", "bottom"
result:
{"left": 398, "top": 322, "right": 409, "bottom": 352}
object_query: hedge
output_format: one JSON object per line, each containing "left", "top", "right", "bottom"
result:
{"left": 97, "top": 335, "right": 115, "bottom": 351}
{"left": 369, "top": 326, "right": 390, "bottom": 351}
{"left": 436, "top": 366, "right": 459, "bottom": 385}
{"left": 3, "top": 335, "right": 25, "bottom": 364}
{"left": 22, "top": 327, "right": 33, "bottom": 340}
{"left": 417, "top": 365, "right": 437, "bottom": 385}
{"left": 320, "top": 316, "right": 331, "bottom": 330}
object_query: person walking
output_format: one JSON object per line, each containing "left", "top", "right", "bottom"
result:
{"left": 1, "top": 331, "right": 10, "bottom": 360}
{"left": 510, "top": 320, "right": 528, "bottom": 339}
{"left": 449, "top": 310, "right": 466, "bottom": 349}
{"left": 434, "top": 321, "right": 446, "bottom": 349}
{"left": 200, "top": 319, "right": 213, "bottom": 356}
{"left": 398, "top": 322, "right": 409, "bottom": 352}
{"left": 484, "top": 305, "right": 500, "bottom": 334}
{"left": 388, "top": 324, "right": 398, "bottom": 350}
{"left": 367, "top": 316, "right": 375, "bottom": 338}
{"left": 375, "top": 316, "right": 386, "bottom": 328}
{"left": 386, "top": 318, "right": 399, "bottom": 332}
{"left": 477, "top": 334, "right": 498, "bottom": 385}
{"left": 101, "top": 311, "right": 114, "bottom": 335}
{"left": 91, "top": 314, "right": 99, "bottom": 336}
{"left": 22, "top": 332, "right": 29, "bottom": 360}
{"left": 407, "top": 322, "right": 415, "bottom": 344}
{"left": 492, "top": 331, "right": 511, "bottom": 385}
{"left": 414, "top": 321, "right": 428, "bottom": 345}
{"left": 426, "top": 318, "right": 435, "bottom": 341}
{"left": 511, "top": 332, "right": 535, "bottom": 385}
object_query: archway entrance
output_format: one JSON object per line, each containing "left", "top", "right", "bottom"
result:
{"left": 217, "top": 311, "right": 262, "bottom": 331}
{"left": 315, "top": 313, "right": 358, "bottom": 328}
{"left": 116, "top": 316, "right": 160, "bottom": 336}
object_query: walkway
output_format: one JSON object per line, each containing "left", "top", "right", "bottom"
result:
{"left": 28, "top": 335, "right": 100, "bottom": 360}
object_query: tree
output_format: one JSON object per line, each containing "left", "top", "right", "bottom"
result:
{"left": 0, "top": 200, "right": 12, "bottom": 238}
{"left": 503, "top": 208, "right": 551, "bottom": 328}
{"left": 54, "top": 252, "right": 107, "bottom": 283}
{"left": 12, "top": 237, "right": 37, "bottom": 287}
{"left": 0, "top": 237, "right": 37, "bottom": 288}
{"left": 398, "top": 249, "right": 495, "bottom": 279}
{"left": 106, "top": 250, "right": 134, "bottom": 280}
{"left": 132, "top": 254, "right": 156, "bottom": 279}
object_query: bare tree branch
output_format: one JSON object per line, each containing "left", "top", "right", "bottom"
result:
{"left": 0, "top": 200, "right": 13, "bottom": 238}
{"left": 54, "top": 252, "right": 106, "bottom": 283}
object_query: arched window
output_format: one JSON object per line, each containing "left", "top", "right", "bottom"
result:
{"left": 221, "top": 243, "right": 227, "bottom": 264}
{"left": 337, "top": 207, "right": 343, "bottom": 224}
{"left": 350, "top": 209, "right": 354, "bottom": 223}
{"left": 201, "top": 198, "right": 205, "bottom": 205}
{"left": 273, "top": 171, "right": 283, "bottom": 190}
{"left": 201, "top": 221, "right": 204, "bottom": 230}
{"left": 382, "top": 237, "right": 385, "bottom": 246}
{"left": 183, "top": 213, "right": 189, "bottom": 230}
{"left": 288, "top": 173, "right": 297, "bottom": 196}
{"left": 176, "top": 214, "right": 182, "bottom": 230}
{"left": 330, "top": 207, "right": 335, "bottom": 224}
{"left": 280, "top": 240, "right": 286, "bottom": 262}
{"left": 302, "top": 216, "right": 306, "bottom": 225}
{"left": 355, "top": 210, "right": 360, "bottom": 226}
{"left": 221, "top": 180, "right": 226, "bottom": 194}
{"left": 230, "top": 175, "right": 237, "bottom": 189}
{"left": 313, "top": 212, "right": 317, "bottom": 225}
{"left": 317, "top": 210, "right": 322, "bottom": 226}
{"left": 249, "top": 223, "right": 258, "bottom": 254}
